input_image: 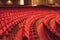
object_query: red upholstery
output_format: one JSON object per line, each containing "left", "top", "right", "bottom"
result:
{"left": 0, "top": 8, "right": 60, "bottom": 40}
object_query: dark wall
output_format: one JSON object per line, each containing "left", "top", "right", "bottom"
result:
{"left": 24, "top": 0, "right": 31, "bottom": 5}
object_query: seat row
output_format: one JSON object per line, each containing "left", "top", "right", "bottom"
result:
{"left": 0, "top": 12, "right": 60, "bottom": 40}
{"left": 0, "top": 13, "right": 28, "bottom": 39}
{"left": 23, "top": 14, "right": 60, "bottom": 40}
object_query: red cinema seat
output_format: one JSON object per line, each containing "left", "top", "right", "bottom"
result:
{"left": 25, "top": 14, "right": 43, "bottom": 40}
{"left": 3, "top": 26, "right": 7, "bottom": 32}
{"left": 0, "top": 29, "right": 3, "bottom": 36}
{"left": 55, "top": 15, "right": 60, "bottom": 37}
{"left": 43, "top": 14, "right": 60, "bottom": 40}
{"left": 43, "top": 14, "right": 56, "bottom": 30}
